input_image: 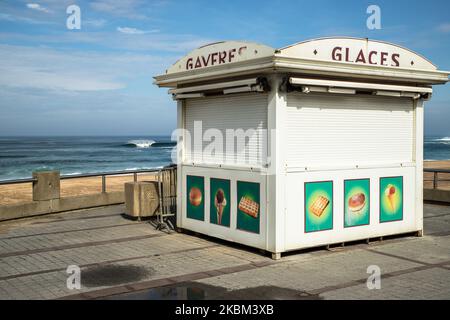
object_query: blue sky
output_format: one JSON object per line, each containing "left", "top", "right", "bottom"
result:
{"left": 0, "top": 0, "right": 449, "bottom": 136}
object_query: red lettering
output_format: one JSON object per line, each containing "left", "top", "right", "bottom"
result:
{"left": 368, "top": 51, "right": 377, "bottom": 65}
{"left": 228, "top": 48, "right": 236, "bottom": 62}
{"left": 380, "top": 52, "right": 388, "bottom": 66}
{"left": 392, "top": 53, "right": 400, "bottom": 67}
{"left": 219, "top": 51, "right": 226, "bottom": 64}
{"left": 211, "top": 52, "right": 218, "bottom": 65}
{"left": 238, "top": 46, "right": 247, "bottom": 55}
{"left": 355, "top": 49, "right": 366, "bottom": 63}
{"left": 345, "top": 47, "right": 352, "bottom": 62}
{"left": 194, "top": 57, "right": 202, "bottom": 68}
{"left": 332, "top": 47, "right": 342, "bottom": 61}
{"left": 201, "top": 55, "right": 210, "bottom": 67}
{"left": 186, "top": 58, "right": 193, "bottom": 70}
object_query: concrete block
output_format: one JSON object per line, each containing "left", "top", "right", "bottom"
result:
{"left": 0, "top": 200, "right": 52, "bottom": 221}
{"left": 424, "top": 188, "right": 450, "bottom": 203}
{"left": 0, "top": 192, "right": 124, "bottom": 222}
{"left": 125, "top": 181, "right": 159, "bottom": 218}
{"left": 125, "top": 182, "right": 140, "bottom": 216}
{"left": 52, "top": 192, "right": 124, "bottom": 213}
{"left": 32, "top": 171, "right": 60, "bottom": 201}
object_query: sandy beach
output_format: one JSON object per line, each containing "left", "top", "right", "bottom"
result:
{"left": 0, "top": 162, "right": 449, "bottom": 206}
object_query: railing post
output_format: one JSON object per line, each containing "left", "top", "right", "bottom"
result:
{"left": 32, "top": 171, "right": 60, "bottom": 201}
{"left": 134, "top": 172, "right": 138, "bottom": 182}
{"left": 433, "top": 171, "right": 438, "bottom": 189}
{"left": 102, "top": 175, "right": 106, "bottom": 193}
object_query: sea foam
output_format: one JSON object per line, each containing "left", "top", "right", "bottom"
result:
{"left": 126, "top": 139, "right": 155, "bottom": 148}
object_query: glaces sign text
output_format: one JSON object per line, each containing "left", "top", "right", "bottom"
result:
{"left": 332, "top": 47, "right": 400, "bottom": 67}
{"left": 186, "top": 46, "right": 247, "bottom": 70}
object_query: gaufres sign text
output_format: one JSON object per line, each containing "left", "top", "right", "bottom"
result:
{"left": 186, "top": 46, "right": 247, "bottom": 70}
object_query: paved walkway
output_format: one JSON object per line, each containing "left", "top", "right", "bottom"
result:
{"left": 0, "top": 203, "right": 449, "bottom": 300}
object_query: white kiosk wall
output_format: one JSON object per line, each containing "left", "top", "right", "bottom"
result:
{"left": 180, "top": 92, "right": 270, "bottom": 250}
{"left": 154, "top": 38, "right": 448, "bottom": 257}
{"left": 282, "top": 92, "right": 420, "bottom": 250}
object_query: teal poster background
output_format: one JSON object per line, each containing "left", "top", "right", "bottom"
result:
{"left": 236, "top": 181, "right": 260, "bottom": 234}
{"left": 210, "top": 178, "right": 230, "bottom": 227}
{"left": 304, "top": 181, "right": 333, "bottom": 233}
{"left": 344, "top": 179, "right": 370, "bottom": 227}
{"left": 186, "top": 175, "right": 204, "bottom": 221}
{"left": 380, "top": 176, "right": 403, "bottom": 222}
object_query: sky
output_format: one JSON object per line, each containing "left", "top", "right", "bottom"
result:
{"left": 0, "top": 0, "right": 449, "bottom": 136}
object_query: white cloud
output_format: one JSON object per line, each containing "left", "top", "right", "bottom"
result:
{"left": 90, "top": 0, "right": 148, "bottom": 19}
{"left": 117, "top": 27, "right": 159, "bottom": 35}
{"left": 84, "top": 19, "right": 108, "bottom": 28}
{"left": 0, "top": 13, "right": 54, "bottom": 24}
{"left": 437, "top": 23, "right": 450, "bottom": 33}
{"left": 0, "top": 31, "right": 213, "bottom": 53}
{"left": 0, "top": 44, "right": 171, "bottom": 91}
{"left": 26, "top": 3, "right": 51, "bottom": 13}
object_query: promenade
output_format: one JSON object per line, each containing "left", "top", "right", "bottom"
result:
{"left": 0, "top": 203, "right": 449, "bottom": 300}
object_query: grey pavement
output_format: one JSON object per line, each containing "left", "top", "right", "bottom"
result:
{"left": 0, "top": 203, "right": 449, "bottom": 300}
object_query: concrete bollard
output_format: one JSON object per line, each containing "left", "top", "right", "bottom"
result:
{"left": 32, "top": 171, "right": 60, "bottom": 201}
{"left": 124, "top": 181, "right": 159, "bottom": 218}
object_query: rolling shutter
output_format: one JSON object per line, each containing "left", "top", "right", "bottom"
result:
{"left": 286, "top": 92, "right": 414, "bottom": 168}
{"left": 185, "top": 93, "right": 268, "bottom": 167}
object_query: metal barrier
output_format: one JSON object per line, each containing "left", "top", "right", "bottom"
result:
{"left": 0, "top": 168, "right": 161, "bottom": 192}
{"left": 0, "top": 166, "right": 178, "bottom": 222}
{"left": 156, "top": 164, "right": 177, "bottom": 232}
{"left": 424, "top": 168, "right": 450, "bottom": 189}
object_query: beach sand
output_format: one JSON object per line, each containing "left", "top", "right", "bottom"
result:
{"left": 0, "top": 161, "right": 449, "bottom": 206}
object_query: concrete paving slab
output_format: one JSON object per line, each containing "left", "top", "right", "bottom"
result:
{"left": 0, "top": 203, "right": 449, "bottom": 300}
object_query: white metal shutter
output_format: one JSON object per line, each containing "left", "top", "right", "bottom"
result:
{"left": 185, "top": 93, "right": 267, "bottom": 167}
{"left": 286, "top": 93, "right": 414, "bottom": 168}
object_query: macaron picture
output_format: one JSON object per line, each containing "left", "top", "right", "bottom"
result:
{"left": 348, "top": 192, "right": 366, "bottom": 213}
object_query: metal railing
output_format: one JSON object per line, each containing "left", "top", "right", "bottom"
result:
{"left": 0, "top": 168, "right": 162, "bottom": 193}
{"left": 424, "top": 168, "right": 450, "bottom": 189}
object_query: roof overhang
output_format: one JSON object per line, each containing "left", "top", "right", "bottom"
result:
{"left": 154, "top": 37, "right": 449, "bottom": 88}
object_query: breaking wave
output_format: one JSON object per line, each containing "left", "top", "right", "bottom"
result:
{"left": 124, "top": 139, "right": 155, "bottom": 148}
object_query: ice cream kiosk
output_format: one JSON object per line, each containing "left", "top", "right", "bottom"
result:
{"left": 154, "top": 37, "right": 449, "bottom": 259}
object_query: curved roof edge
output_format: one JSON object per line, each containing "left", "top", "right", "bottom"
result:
{"left": 165, "top": 40, "right": 275, "bottom": 75}
{"left": 277, "top": 36, "right": 437, "bottom": 70}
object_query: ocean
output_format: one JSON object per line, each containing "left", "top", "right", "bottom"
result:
{"left": 0, "top": 136, "right": 449, "bottom": 181}
{"left": 0, "top": 136, "right": 176, "bottom": 181}
{"left": 424, "top": 136, "right": 450, "bottom": 161}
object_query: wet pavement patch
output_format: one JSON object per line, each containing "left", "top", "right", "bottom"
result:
{"left": 82, "top": 264, "right": 153, "bottom": 288}
{"left": 106, "top": 282, "right": 321, "bottom": 300}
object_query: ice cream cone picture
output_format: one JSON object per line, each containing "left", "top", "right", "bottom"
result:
{"left": 214, "top": 189, "right": 227, "bottom": 225}
{"left": 380, "top": 177, "right": 403, "bottom": 223}
{"left": 384, "top": 184, "right": 396, "bottom": 211}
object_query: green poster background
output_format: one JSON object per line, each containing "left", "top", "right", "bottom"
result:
{"left": 210, "top": 178, "right": 230, "bottom": 227}
{"left": 344, "top": 179, "right": 370, "bottom": 227}
{"left": 305, "top": 181, "right": 333, "bottom": 233}
{"left": 236, "top": 181, "right": 260, "bottom": 234}
{"left": 186, "top": 175, "right": 204, "bottom": 221}
{"left": 380, "top": 176, "right": 403, "bottom": 222}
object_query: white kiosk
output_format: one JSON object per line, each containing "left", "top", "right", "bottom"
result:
{"left": 154, "top": 38, "right": 449, "bottom": 259}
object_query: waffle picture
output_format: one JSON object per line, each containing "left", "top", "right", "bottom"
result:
{"left": 238, "top": 196, "right": 259, "bottom": 218}
{"left": 309, "top": 195, "right": 329, "bottom": 217}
